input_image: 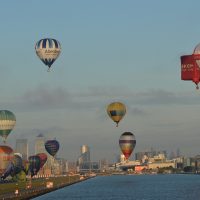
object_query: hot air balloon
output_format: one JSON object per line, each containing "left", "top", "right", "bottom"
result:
{"left": 36, "top": 153, "right": 47, "bottom": 169}
{"left": 119, "top": 132, "right": 136, "bottom": 160}
{"left": 1, "top": 162, "right": 14, "bottom": 179}
{"left": 28, "top": 155, "right": 41, "bottom": 177}
{"left": 12, "top": 154, "right": 23, "bottom": 175}
{"left": 180, "top": 43, "right": 200, "bottom": 89}
{"left": 35, "top": 38, "right": 61, "bottom": 71}
{"left": 45, "top": 140, "right": 59, "bottom": 157}
{"left": 22, "top": 160, "right": 30, "bottom": 175}
{"left": 12, "top": 170, "right": 26, "bottom": 182}
{"left": 0, "top": 110, "right": 16, "bottom": 143}
{"left": 0, "top": 145, "right": 14, "bottom": 176}
{"left": 107, "top": 102, "right": 126, "bottom": 127}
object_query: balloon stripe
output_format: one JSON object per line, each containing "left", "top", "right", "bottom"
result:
{"left": 42, "top": 39, "right": 47, "bottom": 48}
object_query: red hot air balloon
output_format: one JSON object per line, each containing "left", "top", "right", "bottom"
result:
{"left": 45, "top": 140, "right": 59, "bottom": 157}
{"left": 180, "top": 43, "right": 200, "bottom": 89}
{"left": 36, "top": 153, "right": 47, "bottom": 169}
{"left": 119, "top": 132, "right": 136, "bottom": 160}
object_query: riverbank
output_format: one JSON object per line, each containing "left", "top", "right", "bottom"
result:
{"left": 0, "top": 175, "right": 91, "bottom": 200}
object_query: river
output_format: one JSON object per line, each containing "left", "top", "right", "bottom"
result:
{"left": 33, "top": 174, "right": 200, "bottom": 200}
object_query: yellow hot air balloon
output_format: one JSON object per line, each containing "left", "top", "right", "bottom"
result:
{"left": 107, "top": 102, "right": 126, "bottom": 127}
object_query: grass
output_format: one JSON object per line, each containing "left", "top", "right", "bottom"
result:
{"left": 0, "top": 175, "right": 81, "bottom": 199}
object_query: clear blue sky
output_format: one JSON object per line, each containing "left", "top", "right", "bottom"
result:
{"left": 1, "top": 0, "right": 200, "bottom": 162}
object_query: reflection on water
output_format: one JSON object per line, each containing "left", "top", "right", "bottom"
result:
{"left": 34, "top": 174, "right": 200, "bottom": 200}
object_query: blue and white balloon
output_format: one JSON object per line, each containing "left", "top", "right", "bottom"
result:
{"left": 35, "top": 38, "right": 61, "bottom": 71}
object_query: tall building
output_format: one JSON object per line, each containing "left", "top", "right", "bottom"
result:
{"left": 81, "top": 145, "right": 90, "bottom": 162}
{"left": 15, "top": 139, "right": 28, "bottom": 161}
{"left": 35, "top": 133, "right": 46, "bottom": 154}
{"left": 78, "top": 145, "right": 91, "bottom": 172}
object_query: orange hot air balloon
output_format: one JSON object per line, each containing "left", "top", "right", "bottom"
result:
{"left": 107, "top": 102, "right": 126, "bottom": 127}
{"left": 0, "top": 145, "right": 14, "bottom": 175}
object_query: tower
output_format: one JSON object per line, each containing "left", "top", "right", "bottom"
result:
{"left": 15, "top": 139, "right": 28, "bottom": 161}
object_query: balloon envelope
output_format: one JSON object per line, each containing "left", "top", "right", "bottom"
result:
{"left": 107, "top": 102, "right": 126, "bottom": 126}
{"left": 28, "top": 155, "right": 41, "bottom": 177}
{"left": 36, "top": 153, "right": 47, "bottom": 169}
{"left": 0, "top": 145, "right": 14, "bottom": 175}
{"left": 0, "top": 110, "right": 16, "bottom": 142}
{"left": 12, "top": 154, "right": 23, "bottom": 175}
{"left": 1, "top": 162, "right": 14, "bottom": 179}
{"left": 12, "top": 170, "right": 26, "bottom": 182}
{"left": 45, "top": 140, "right": 59, "bottom": 157}
{"left": 35, "top": 38, "right": 61, "bottom": 70}
{"left": 119, "top": 132, "right": 136, "bottom": 160}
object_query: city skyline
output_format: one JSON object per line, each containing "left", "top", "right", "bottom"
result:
{"left": 1, "top": 1, "right": 200, "bottom": 161}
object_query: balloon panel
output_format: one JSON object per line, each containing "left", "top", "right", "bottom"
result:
{"left": 13, "top": 170, "right": 26, "bottom": 182}
{"left": 12, "top": 154, "right": 23, "bottom": 174}
{"left": 181, "top": 55, "right": 195, "bottom": 80}
{"left": 28, "top": 155, "right": 41, "bottom": 177}
{"left": 37, "top": 153, "right": 47, "bottom": 168}
{"left": 0, "top": 145, "right": 14, "bottom": 175}
{"left": 1, "top": 162, "right": 14, "bottom": 179}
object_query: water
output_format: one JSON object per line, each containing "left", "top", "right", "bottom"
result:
{"left": 34, "top": 174, "right": 200, "bottom": 200}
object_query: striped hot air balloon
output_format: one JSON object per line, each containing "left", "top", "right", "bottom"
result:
{"left": 28, "top": 155, "right": 41, "bottom": 177}
{"left": 0, "top": 110, "right": 16, "bottom": 143}
{"left": 35, "top": 38, "right": 61, "bottom": 71}
{"left": 107, "top": 102, "right": 126, "bottom": 127}
{"left": 119, "top": 132, "right": 136, "bottom": 160}
{"left": 0, "top": 145, "right": 14, "bottom": 176}
{"left": 36, "top": 153, "right": 47, "bottom": 169}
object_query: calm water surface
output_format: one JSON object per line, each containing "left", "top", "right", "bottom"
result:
{"left": 34, "top": 174, "right": 200, "bottom": 200}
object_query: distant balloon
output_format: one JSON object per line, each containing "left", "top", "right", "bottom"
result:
{"left": 0, "top": 110, "right": 16, "bottom": 143}
{"left": 45, "top": 140, "right": 59, "bottom": 157}
{"left": 36, "top": 153, "right": 47, "bottom": 169}
{"left": 28, "top": 155, "right": 41, "bottom": 177}
{"left": 119, "top": 132, "right": 136, "bottom": 160}
{"left": 0, "top": 145, "right": 14, "bottom": 176}
{"left": 12, "top": 154, "right": 23, "bottom": 175}
{"left": 107, "top": 102, "right": 126, "bottom": 127}
{"left": 35, "top": 38, "right": 61, "bottom": 71}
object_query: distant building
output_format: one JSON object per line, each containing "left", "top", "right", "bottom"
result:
{"left": 148, "top": 161, "right": 175, "bottom": 169}
{"left": 15, "top": 139, "right": 28, "bottom": 161}
{"left": 135, "top": 150, "right": 167, "bottom": 163}
{"left": 78, "top": 145, "right": 91, "bottom": 172}
{"left": 35, "top": 133, "right": 46, "bottom": 154}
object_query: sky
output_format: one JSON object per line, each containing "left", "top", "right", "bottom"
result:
{"left": 1, "top": 0, "right": 200, "bottom": 162}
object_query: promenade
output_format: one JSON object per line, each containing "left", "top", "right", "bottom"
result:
{"left": 0, "top": 175, "right": 87, "bottom": 200}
